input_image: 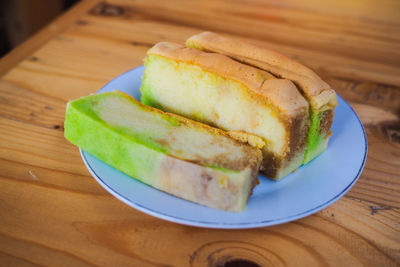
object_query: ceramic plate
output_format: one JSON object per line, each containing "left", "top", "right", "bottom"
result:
{"left": 80, "top": 66, "right": 367, "bottom": 229}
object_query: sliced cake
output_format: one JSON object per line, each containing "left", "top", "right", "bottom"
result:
{"left": 186, "top": 32, "right": 337, "bottom": 164}
{"left": 140, "top": 42, "right": 309, "bottom": 179}
{"left": 64, "top": 91, "right": 261, "bottom": 211}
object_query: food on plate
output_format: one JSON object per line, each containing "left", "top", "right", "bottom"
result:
{"left": 64, "top": 91, "right": 262, "bottom": 211}
{"left": 140, "top": 42, "right": 309, "bottom": 179}
{"left": 186, "top": 32, "right": 337, "bottom": 164}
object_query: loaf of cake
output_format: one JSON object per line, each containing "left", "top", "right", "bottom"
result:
{"left": 140, "top": 42, "right": 309, "bottom": 179}
{"left": 64, "top": 91, "right": 261, "bottom": 211}
{"left": 186, "top": 32, "right": 337, "bottom": 164}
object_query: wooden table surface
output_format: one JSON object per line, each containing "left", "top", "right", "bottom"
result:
{"left": 1, "top": 0, "right": 399, "bottom": 266}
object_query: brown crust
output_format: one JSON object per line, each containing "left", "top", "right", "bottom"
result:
{"left": 287, "top": 112, "right": 310, "bottom": 161}
{"left": 147, "top": 42, "right": 308, "bottom": 118}
{"left": 247, "top": 156, "right": 261, "bottom": 201}
{"left": 319, "top": 109, "right": 334, "bottom": 136}
{"left": 186, "top": 32, "right": 337, "bottom": 110}
{"left": 259, "top": 147, "right": 280, "bottom": 178}
{"left": 259, "top": 112, "right": 309, "bottom": 178}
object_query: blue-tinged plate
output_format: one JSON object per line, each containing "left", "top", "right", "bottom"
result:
{"left": 80, "top": 66, "right": 367, "bottom": 229}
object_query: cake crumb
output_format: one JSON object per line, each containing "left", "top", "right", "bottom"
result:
{"left": 28, "top": 170, "right": 38, "bottom": 180}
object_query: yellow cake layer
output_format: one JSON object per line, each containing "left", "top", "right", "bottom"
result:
{"left": 141, "top": 42, "right": 309, "bottom": 179}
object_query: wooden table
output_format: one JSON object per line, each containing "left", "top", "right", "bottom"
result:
{"left": 1, "top": 0, "right": 399, "bottom": 266}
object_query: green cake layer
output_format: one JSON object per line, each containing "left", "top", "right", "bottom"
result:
{"left": 303, "top": 110, "right": 330, "bottom": 163}
{"left": 64, "top": 91, "right": 261, "bottom": 211}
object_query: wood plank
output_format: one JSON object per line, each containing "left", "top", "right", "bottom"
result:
{"left": 105, "top": 0, "right": 400, "bottom": 67}
{"left": 0, "top": 80, "right": 65, "bottom": 129}
{"left": 0, "top": 0, "right": 102, "bottom": 77}
{"left": 257, "top": 0, "right": 400, "bottom": 25}
{"left": 1, "top": 169, "right": 398, "bottom": 266}
{"left": 0, "top": 117, "right": 86, "bottom": 176}
{"left": 3, "top": 1, "right": 400, "bottom": 88}
{"left": 0, "top": 174, "right": 157, "bottom": 267}
{"left": 0, "top": 251, "right": 38, "bottom": 267}
{"left": 0, "top": 233, "right": 91, "bottom": 267}
{"left": 63, "top": 13, "right": 400, "bottom": 87}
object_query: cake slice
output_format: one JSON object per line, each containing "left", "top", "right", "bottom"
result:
{"left": 140, "top": 42, "right": 309, "bottom": 179}
{"left": 64, "top": 91, "right": 261, "bottom": 211}
{"left": 186, "top": 32, "right": 337, "bottom": 164}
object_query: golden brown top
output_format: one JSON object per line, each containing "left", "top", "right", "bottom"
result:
{"left": 147, "top": 42, "right": 308, "bottom": 118}
{"left": 186, "top": 32, "right": 337, "bottom": 110}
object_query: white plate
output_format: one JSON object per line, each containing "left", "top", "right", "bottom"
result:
{"left": 80, "top": 66, "right": 367, "bottom": 229}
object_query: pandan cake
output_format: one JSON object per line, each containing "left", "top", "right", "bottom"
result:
{"left": 64, "top": 91, "right": 262, "bottom": 211}
{"left": 186, "top": 32, "right": 337, "bottom": 164}
{"left": 140, "top": 42, "right": 309, "bottom": 179}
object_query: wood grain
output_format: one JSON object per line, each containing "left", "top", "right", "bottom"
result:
{"left": 0, "top": 0, "right": 102, "bottom": 77}
{"left": 0, "top": 0, "right": 399, "bottom": 266}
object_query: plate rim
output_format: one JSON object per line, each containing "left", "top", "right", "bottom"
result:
{"left": 80, "top": 66, "right": 368, "bottom": 229}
